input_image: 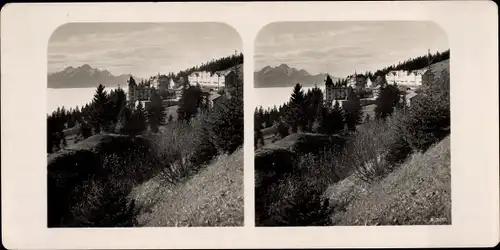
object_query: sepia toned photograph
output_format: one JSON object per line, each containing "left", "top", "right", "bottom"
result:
{"left": 47, "top": 23, "right": 244, "bottom": 227}
{"left": 254, "top": 21, "right": 451, "bottom": 226}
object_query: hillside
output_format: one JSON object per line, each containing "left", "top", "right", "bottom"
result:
{"left": 132, "top": 148, "right": 244, "bottom": 227}
{"left": 254, "top": 64, "right": 337, "bottom": 88}
{"left": 48, "top": 64, "right": 141, "bottom": 88}
{"left": 326, "top": 136, "right": 451, "bottom": 225}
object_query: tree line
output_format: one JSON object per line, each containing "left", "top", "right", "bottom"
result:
{"left": 254, "top": 75, "right": 416, "bottom": 147}
{"left": 47, "top": 53, "right": 244, "bottom": 154}
{"left": 47, "top": 77, "right": 171, "bottom": 153}
{"left": 175, "top": 52, "right": 243, "bottom": 84}
{"left": 368, "top": 49, "right": 450, "bottom": 80}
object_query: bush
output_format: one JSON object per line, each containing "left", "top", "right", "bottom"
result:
{"left": 149, "top": 121, "right": 201, "bottom": 183}
{"left": 275, "top": 179, "right": 333, "bottom": 226}
{"left": 206, "top": 94, "right": 243, "bottom": 154}
{"left": 255, "top": 149, "right": 341, "bottom": 226}
{"left": 190, "top": 115, "right": 219, "bottom": 167}
{"left": 401, "top": 89, "right": 450, "bottom": 152}
{"left": 53, "top": 144, "right": 156, "bottom": 227}
{"left": 340, "top": 120, "right": 394, "bottom": 183}
{"left": 69, "top": 177, "right": 138, "bottom": 227}
{"left": 276, "top": 120, "right": 290, "bottom": 138}
{"left": 256, "top": 172, "right": 333, "bottom": 226}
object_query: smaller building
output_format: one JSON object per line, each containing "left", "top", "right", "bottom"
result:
{"left": 346, "top": 73, "right": 368, "bottom": 91}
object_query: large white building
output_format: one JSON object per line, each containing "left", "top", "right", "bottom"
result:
{"left": 188, "top": 71, "right": 226, "bottom": 90}
{"left": 385, "top": 69, "right": 426, "bottom": 88}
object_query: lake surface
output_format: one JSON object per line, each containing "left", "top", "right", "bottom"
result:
{"left": 48, "top": 85, "right": 327, "bottom": 114}
{"left": 254, "top": 86, "right": 326, "bottom": 110}
{"left": 47, "top": 86, "right": 128, "bottom": 114}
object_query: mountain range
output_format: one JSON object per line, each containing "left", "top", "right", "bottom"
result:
{"left": 48, "top": 64, "right": 141, "bottom": 88}
{"left": 254, "top": 64, "right": 337, "bottom": 88}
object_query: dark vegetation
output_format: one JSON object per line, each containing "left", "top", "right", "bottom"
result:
{"left": 254, "top": 50, "right": 450, "bottom": 226}
{"left": 47, "top": 54, "right": 244, "bottom": 227}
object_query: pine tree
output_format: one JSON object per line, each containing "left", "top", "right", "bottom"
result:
{"left": 325, "top": 75, "right": 334, "bottom": 86}
{"left": 330, "top": 100, "right": 345, "bottom": 134}
{"left": 305, "top": 86, "right": 324, "bottom": 132}
{"left": 133, "top": 102, "right": 148, "bottom": 134}
{"left": 108, "top": 87, "right": 127, "bottom": 126}
{"left": 343, "top": 89, "right": 362, "bottom": 132}
{"left": 147, "top": 91, "right": 166, "bottom": 133}
{"left": 285, "top": 83, "right": 307, "bottom": 133}
{"left": 177, "top": 85, "right": 203, "bottom": 122}
{"left": 254, "top": 107, "right": 262, "bottom": 131}
{"left": 374, "top": 84, "right": 401, "bottom": 120}
{"left": 206, "top": 79, "right": 244, "bottom": 154}
{"left": 88, "top": 84, "right": 111, "bottom": 133}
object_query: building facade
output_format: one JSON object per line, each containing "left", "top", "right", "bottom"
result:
{"left": 188, "top": 71, "right": 225, "bottom": 89}
{"left": 325, "top": 76, "right": 353, "bottom": 104}
{"left": 346, "top": 73, "right": 368, "bottom": 90}
{"left": 128, "top": 76, "right": 154, "bottom": 102}
{"left": 385, "top": 69, "right": 425, "bottom": 87}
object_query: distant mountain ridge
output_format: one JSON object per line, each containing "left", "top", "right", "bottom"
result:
{"left": 254, "top": 64, "right": 337, "bottom": 88}
{"left": 48, "top": 64, "right": 141, "bottom": 88}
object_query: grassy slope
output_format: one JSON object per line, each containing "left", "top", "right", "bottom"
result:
{"left": 327, "top": 135, "right": 451, "bottom": 225}
{"left": 131, "top": 148, "right": 244, "bottom": 227}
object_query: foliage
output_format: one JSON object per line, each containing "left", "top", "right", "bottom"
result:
{"left": 119, "top": 102, "right": 147, "bottom": 136}
{"left": 343, "top": 88, "right": 363, "bottom": 131}
{"left": 374, "top": 84, "right": 402, "bottom": 120}
{"left": 304, "top": 86, "right": 324, "bottom": 132}
{"left": 177, "top": 84, "right": 203, "bottom": 122}
{"left": 88, "top": 84, "right": 112, "bottom": 133}
{"left": 205, "top": 76, "right": 244, "bottom": 154}
{"left": 147, "top": 91, "right": 166, "bottom": 133}
{"left": 284, "top": 83, "right": 307, "bottom": 133}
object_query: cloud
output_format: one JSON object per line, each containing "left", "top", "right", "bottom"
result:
{"left": 48, "top": 23, "right": 241, "bottom": 77}
{"left": 255, "top": 21, "right": 448, "bottom": 76}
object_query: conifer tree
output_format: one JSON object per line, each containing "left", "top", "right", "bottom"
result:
{"left": 330, "top": 100, "right": 345, "bottom": 133}
{"left": 88, "top": 84, "right": 111, "bottom": 133}
{"left": 147, "top": 91, "right": 166, "bottom": 133}
{"left": 285, "top": 83, "right": 307, "bottom": 133}
{"left": 133, "top": 102, "right": 148, "bottom": 134}
{"left": 177, "top": 85, "right": 203, "bottom": 122}
{"left": 305, "top": 86, "right": 324, "bottom": 132}
{"left": 206, "top": 76, "right": 243, "bottom": 154}
{"left": 108, "top": 87, "right": 127, "bottom": 126}
{"left": 343, "top": 89, "right": 363, "bottom": 132}
{"left": 374, "top": 84, "right": 401, "bottom": 120}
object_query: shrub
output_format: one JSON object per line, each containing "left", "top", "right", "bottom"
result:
{"left": 276, "top": 120, "right": 290, "bottom": 138}
{"left": 255, "top": 149, "right": 341, "bottom": 226}
{"left": 190, "top": 115, "right": 219, "bottom": 167}
{"left": 342, "top": 120, "right": 394, "bottom": 182}
{"left": 256, "top": 172, "right": 333, "bottom": 226}
{"left": 150, "top": 121, "right": 202, "bottom": 183}
{"left": 69, "top": 177, "right": 138, "bottom": 227}
{"left": 56, "top": 145, "right": 157, "bottom": 227}
{"left": 275, "top": 179, "right": 333, "bottom": 226}
{"left": 402, "top": 88, "right": 450, "bottom": 151}
{"left": 206, "top": 94, "right": 243, "bottom": 154}
{"left": 388, "top": 69, "right": 450, "bottom": 156}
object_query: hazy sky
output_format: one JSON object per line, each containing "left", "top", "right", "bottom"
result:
{"left": 255, "top": 21, "right": 449, "bottom": 77}
{"left": 48, "top": 23, "right": 242, "bottom": 78}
